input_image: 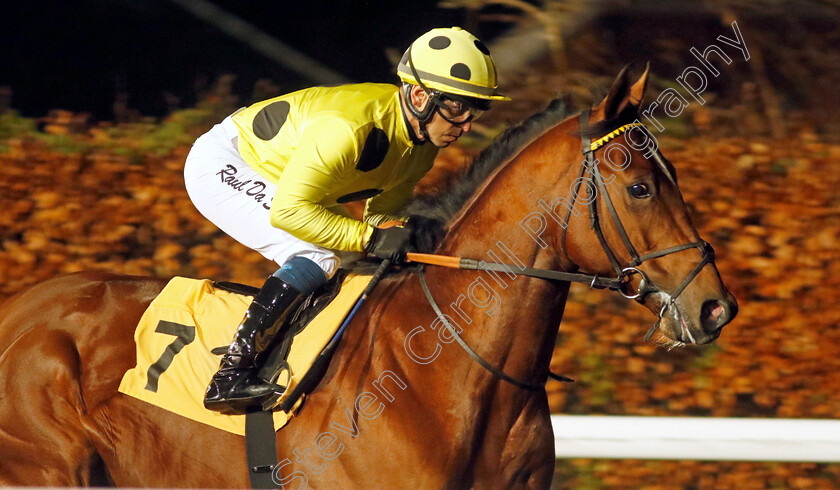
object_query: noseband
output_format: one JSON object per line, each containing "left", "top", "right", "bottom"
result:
{"left": 415, "top": 109, "right": 717, "bottom": 390}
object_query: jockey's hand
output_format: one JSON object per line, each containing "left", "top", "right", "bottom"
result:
{"left": 364, "top": 226, "right": 415, "bottom": 263}
{"left": 405, "top": 215, "right": 446, "bottom": 254}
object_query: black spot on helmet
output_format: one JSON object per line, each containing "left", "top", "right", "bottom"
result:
{"left": 450, "top": 63, "right": 471, "bottom": 81}
{"left": 428, "top": 36, "right": 451, "bottom": 50}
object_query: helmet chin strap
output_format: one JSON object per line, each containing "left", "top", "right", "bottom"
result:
{"left": 403, "top": 44, "right": 444, "bottom": 141}
{"left": 402, "top": 84, "right": 432, "bottom": 140}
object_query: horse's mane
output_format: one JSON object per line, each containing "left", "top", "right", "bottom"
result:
{"left": 402, "top": 97, "right": 572, "bottom": 224}
{"left": 345, "top": 98, "right": 573, "bottom": 275}
{"left": 347, "top": 96, "right": 637, "bottom": 274}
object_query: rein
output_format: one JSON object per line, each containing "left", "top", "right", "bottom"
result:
{"left": 417, "top": 269, "right": 572, "bottom": 390}
{"left": 402, "top": 109, "right": 718, "bottom": 391}
{"left": 406, "top": 253, "right": 622, "bottom": 290}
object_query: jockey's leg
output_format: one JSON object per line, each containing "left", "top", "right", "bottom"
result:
{"left": 204, "top": 256, "right": 327, "bottom": 413}
{"left": 186, "top": 113, "right": 338, "bottom": 412}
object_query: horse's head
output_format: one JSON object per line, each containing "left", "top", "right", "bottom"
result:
{"left": 559, "top": 64, "right": 738, "bottom": 346}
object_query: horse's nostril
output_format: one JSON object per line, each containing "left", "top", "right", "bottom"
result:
{"left": 700, "top": 299, "right": 726, "bottom": 331}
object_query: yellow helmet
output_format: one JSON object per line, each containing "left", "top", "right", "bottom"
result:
{"left": 397, "top": 27, "right": 509, "bottom": 101}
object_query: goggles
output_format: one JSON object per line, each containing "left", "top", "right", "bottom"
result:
{"left": 431, "top": 97, "right": 485, "bottom": 125}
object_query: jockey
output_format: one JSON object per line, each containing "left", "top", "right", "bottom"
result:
{"left": 183, "top": 27, "right": 508, "bottom": 413}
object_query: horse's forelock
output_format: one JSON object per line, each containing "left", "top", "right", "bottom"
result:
{"left": 577, "top": 106, "right": 640, "bottom": 140}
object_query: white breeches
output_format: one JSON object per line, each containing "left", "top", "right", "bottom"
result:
{"left": 183, "top": 115, "right": 342, "bottom": 278}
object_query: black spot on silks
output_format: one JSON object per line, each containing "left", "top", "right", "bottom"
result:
{"left": 336, "top": 188, "right": 384, "bottom": 204}
{"left": 474, "top": 40, "right": 490, "bottom": 55}
{"left": 253, "top": 101, "right": 291, "bottom": 141}
{"left": 429, "top": 36, "right": 451, "bottom": 50}
{"left": 355, "top": 127, "right": 390, "bottom": 172}
{"left": 450, "top": 63, "right": 471, "bottom": 81}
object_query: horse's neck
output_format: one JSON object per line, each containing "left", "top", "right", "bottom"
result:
{"left": 301, "top": 126, "right": 580, "bottom": 476}
{"left": 422, "top": 265, "right": 570, "bottom": 392}
{"left": 421, "top": 123, "right": 579, "bottom": 401}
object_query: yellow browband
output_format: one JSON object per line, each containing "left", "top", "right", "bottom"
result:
{"left": 589, "top": 122, "right": 644, "bottom": 151}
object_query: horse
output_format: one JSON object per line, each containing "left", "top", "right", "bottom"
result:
{"left": 0, "top": 66, "right": 737, "bottom": 488}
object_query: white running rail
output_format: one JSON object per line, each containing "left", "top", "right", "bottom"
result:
{"left": 551, "top": 415, "right": 840, "bottom": 462}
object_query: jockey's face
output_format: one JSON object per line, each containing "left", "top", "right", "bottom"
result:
{"left": 424, "top": 105, "right": 473, "bottom": 148}
{"left": 404, "top": 85, "right": 474, "bottom": 148}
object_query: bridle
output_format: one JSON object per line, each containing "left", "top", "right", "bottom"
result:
{"left": 414, "top": 109, "right": 717, "bottom": 390}
{"left": 571, "top": 109, "right": 716, "bottom": 342}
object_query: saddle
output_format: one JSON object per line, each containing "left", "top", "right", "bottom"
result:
{"left": 118, "top": 270, "right": 373, "bottom": 436}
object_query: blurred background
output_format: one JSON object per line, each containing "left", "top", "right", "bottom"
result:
{"left": 1, "top": 0, "right": 839, "bottom": 487}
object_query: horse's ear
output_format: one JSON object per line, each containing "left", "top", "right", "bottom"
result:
{"left": 593, "top": 64, "right": 632, "bottom": 120}
{"left": 628, "top": 61, "right": 651, "bottom": 107}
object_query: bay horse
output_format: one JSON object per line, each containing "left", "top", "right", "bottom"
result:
{"left": 0, "top": 66, "right": 736, "bottom": 488}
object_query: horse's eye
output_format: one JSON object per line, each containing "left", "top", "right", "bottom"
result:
{"left": 628, "top": 183, "right": 651, "bottom": 199}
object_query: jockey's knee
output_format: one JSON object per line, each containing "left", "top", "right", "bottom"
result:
{"left": 272, "top": 256, "right": 330, "bottom": 294}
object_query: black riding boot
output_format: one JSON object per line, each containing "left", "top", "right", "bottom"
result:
{"left": 204, "top": 275, "right": 304, "bottom": 413}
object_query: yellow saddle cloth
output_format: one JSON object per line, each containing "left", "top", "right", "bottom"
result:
{"left": 118, "top": 274, "right": 372, "bottom": 436}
